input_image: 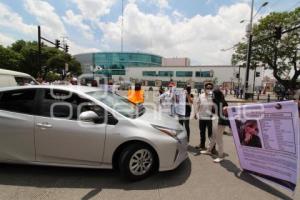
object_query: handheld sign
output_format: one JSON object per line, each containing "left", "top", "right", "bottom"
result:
{"left": 228, "top": 101, "right": 300, "bottom": 191}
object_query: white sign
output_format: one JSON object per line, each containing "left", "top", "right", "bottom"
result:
{"left": 228, "top": 101, "right": 300, "bottom": 191}
{"left": 174, "top": 89, "right": 186, "bottom": 116}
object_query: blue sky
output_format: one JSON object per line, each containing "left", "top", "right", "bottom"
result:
{"left": 0, "top": 0, "right": 299, "bottom": 65}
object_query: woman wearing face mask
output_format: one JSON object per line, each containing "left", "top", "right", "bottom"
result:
{"left": 178, "top": 85, "right": 194, "bottom": 142}
{"left": 201, "top": 89, "right": 229, "bottom": 162}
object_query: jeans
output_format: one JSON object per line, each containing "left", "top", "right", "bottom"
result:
{"left": 199, "top": 119, "right": 212, "bottom": 147}
{"left": 179, "top": 117, "right": 190, "bottom": 142}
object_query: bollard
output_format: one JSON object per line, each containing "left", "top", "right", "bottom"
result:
{"left": 267, "top": 94, "right": 270, "bottom": 102}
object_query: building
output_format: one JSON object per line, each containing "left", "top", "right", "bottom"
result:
{"left": 122, "top": 65, "right": 263, "bottom": 90}
{"left": 74, "top": 52, "right": 263, "bottom": 90}
{"left": 162, "top": 57, "right": 190, "bottom": 67}
{"left": 74, "top": 52, "right": 162, "bottom": 75}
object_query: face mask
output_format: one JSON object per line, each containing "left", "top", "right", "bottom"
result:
{"left": 206, "top": 89, "right": 212, "bottom": 94}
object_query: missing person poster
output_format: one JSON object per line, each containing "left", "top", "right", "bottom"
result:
{"left": 174, "top": 89, "right": 186, "bottom": 116}
{"left": 228, "top": 101, "right": 300, "bottom": 191}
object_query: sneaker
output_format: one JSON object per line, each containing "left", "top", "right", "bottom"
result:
{"left": 200, "top": 150, "right": 212, "bottom": 155}
{"left": 213, "top": 157, "right": 224, "bottom": 163}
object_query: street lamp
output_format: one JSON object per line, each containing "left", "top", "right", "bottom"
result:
{"left": 243, "top": 1, "right": 268, "bottom": 99}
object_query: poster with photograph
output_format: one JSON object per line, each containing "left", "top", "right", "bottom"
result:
{"left": 174, "top": 88, "right": 186, "bottom": 116}
{"left": 228, "top": 101, "right": 300, "bottom": 191}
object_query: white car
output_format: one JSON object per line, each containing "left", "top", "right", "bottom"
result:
{"left": 0, "top": 68, "right": 38, "bottom": 87}
{"left": 0, "top": 85, "right": 188, "bottom": 180}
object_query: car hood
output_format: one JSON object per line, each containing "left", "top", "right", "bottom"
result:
{"left": 137, "top": 108, "right": 183, "bottom": 130}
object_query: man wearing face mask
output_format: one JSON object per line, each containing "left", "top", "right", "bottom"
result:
{"left": 194, "top": 82, "right": 214, "bottom": 150}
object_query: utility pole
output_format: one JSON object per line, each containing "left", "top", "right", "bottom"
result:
{"left": 244, "top": 0, "right": 254, "bottom": 99}
{"left": 121, "top": 0, "right": 124, "bottom": 52}
{"left": 252, "top": 66, "right": 257, "bottom": 101}
{"left": 244, "top": 1, "right": 268, "bottom": 99}
{"left": 38, "top": 26, "right": 41, "bottom": 74}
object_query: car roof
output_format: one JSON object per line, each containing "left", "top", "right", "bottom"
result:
{"left": 0, "top": 68, "right": 32, "bottom": 77}
{"left": 0, "top": 85, "right": 102, "bottom": 94}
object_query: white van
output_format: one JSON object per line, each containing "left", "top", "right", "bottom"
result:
{"left": 0, "top": 69, "right": 38, "bottom": 87}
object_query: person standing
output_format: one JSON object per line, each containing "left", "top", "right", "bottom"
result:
{"left": 194, "top": 82, "right": 214, "bottom": 150}
{"left": 201, "top": 89, "right": 229, "bottom": 163}
{"left": 178, "top": 85, "right": 194, "bottom": 142}
{"left": 158, "top": 87, "right": 169, "bottom": 114}
{"left": 167, "top": 82, "right": 176, "bottom": 117}
{"left": 128, "top": 82, "right": 144, "bottom": 104}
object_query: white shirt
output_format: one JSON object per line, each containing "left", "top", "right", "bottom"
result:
{"left": 195, "top": 92, "right": 213, "bottom": 120}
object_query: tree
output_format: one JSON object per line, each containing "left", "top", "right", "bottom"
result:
{"left": 232, "top": 8, "right": 300, "bottom": 91}
{"left": 1, "top": 40, "right": 82, "bottom": 78}
{"left": 0, "top": 45, "right": 23, "bottom": 71}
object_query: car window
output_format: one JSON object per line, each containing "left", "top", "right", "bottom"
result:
{"left": 15, "top": 76, "right": 38, "bottom": 86}
{"left": 87, "top": 91, "right": 145, "bottom": 118}
{"left": 0, "top": 89, "right": 36, "bottom": 114}
{"left": 40, "top": 89, "right": 105, "bottom": 120}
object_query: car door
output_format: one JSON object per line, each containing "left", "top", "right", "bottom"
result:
{"left": 0, "top": 88, "right": 37, "bottom": 162}
{"left": 34, "top": 89, "right": 107, "bottom": 166}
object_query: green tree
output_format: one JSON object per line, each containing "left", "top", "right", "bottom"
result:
{"left": 0, "top": 45, "right": 23, "bottom": 71}
{"left": 232, "top": 8, "right": 300, "bottom": 91}
{"left": 3, "top": 40, "right": 81, "bottom": 78}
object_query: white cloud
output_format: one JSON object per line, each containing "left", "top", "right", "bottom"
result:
{"left": 72, "top": 0, "right": 117, "bottom": 20}
{"left": 0, "top": 2, "right": 36, "bottom": 36}
{"left": 24, "top": 0, "right": 66, "bottom": 40}
{"left": 62, "top": 10, "right": 94, "bottom": 40}
{"left": 99, "top": 2, "right": 250, "bottom": 65}
{"left": 68, "top": 40, "right": 100, "bottom": 55}
{"left": 152, "top": 0, "right": 169, "bottom": 9}
{"left": 0, "top": 33, "right": 15, "bottom": 46}
{"left": 129, "top": 0, "right": 169, "bottom": 9}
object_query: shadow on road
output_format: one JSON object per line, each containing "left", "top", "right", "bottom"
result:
{"left": 0, "top": 158, "right": 191, "bottom": 192}
{"left": 220, "top": 160, "right": 292, "bottom": 200}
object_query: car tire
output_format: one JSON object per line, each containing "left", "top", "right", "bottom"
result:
{"left": 119, "top": 144, "right": 156, "bottom": 181}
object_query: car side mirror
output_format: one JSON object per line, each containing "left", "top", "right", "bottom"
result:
{"left": 79, "top": 111, "right": 104, "bottom": 124}
{"left": 107, "top": 112, "right": 118, "bottom": 125}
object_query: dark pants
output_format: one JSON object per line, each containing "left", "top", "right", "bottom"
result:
{"left": 179, "top": 118, "right": 190, "bottom": 142}
{"left": 199, "top": 119, "right": 212, "bottom": 147}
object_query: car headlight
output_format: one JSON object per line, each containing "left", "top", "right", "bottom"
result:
{"left": 152, "top": 124, "right": 181, "bottom": 139}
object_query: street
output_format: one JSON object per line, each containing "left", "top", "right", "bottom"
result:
{"left": 0, "top": 117, "right": 298, "bottom": 200}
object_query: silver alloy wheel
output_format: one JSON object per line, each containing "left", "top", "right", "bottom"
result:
{"left": 129, "top": 149, "right": 153, "bottom": 176}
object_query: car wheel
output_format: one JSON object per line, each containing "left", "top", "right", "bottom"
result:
{"left": 119, "top": 144, "right": 156, "bottom": 181}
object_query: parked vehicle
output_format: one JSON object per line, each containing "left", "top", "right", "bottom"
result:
{"left": 0, "top": 69, "right": 38, "bottom": 87}
{"left": 0, "top": 85, "right": 188, "bottom": 180}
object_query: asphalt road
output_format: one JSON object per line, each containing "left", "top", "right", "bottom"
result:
{"left": 0, "top": 118, "right": 299, "bottom": 200}
{"left": 0, "top": 91, "right": 298, "bottom": 200}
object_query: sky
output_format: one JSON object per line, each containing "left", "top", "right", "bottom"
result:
{"left": 0, "top": 0, "right": 299, "bottom": 65}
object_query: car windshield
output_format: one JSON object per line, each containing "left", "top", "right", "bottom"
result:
{"left": 86, "top": 91, "right": 145, "bottom": 118}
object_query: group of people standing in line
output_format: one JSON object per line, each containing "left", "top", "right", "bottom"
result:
{"left": 158, "top": 82, "right": 230, "bottom": 163}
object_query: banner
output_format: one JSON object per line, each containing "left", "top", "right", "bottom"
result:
{"left": 174, "top": 88, "right": 186, "bottom": 116}
{"left": 228, "top": 101, "right": 300, "bottom": 191}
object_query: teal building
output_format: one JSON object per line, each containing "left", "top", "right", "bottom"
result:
{"left": 74, "top": 52, "right": 162, "bottom": 76}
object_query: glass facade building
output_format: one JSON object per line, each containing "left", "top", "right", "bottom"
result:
{"left": 74, "top": 52, "right": 162, "bottom": 76}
